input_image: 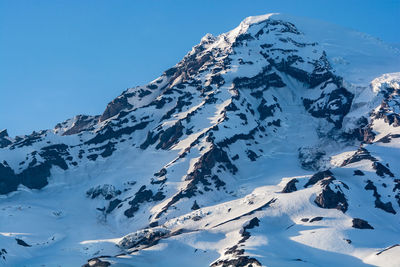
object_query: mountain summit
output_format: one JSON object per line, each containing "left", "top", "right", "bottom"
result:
{"left": 1, "top": 14, "right": 400, "bottom": 266}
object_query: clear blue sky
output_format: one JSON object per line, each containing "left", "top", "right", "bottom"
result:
{"left": 1, "top": 0, "right": 399, "bottom": 136}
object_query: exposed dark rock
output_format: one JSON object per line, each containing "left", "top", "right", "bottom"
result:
{"left": 375, "top": 101, "right": 400, "bottom": 126}
{"left": 353, "top": 170, "right": 365, "bottom": 176}
{"left": 303, "top": 87, "right": 354, "bottom": 128}
{"left": 211, "top": 175, "right": 226, "bottom": 189}
{"left": 210, "top": 74, "right": 225, "bottom": 87}
{"left": 236, "top": 113, "right": 248, "bottom": 124}
{"left": 267, "top": 19, "right": 300, "bottom": 34}
{"left": 250, "top": 90, "right": 263, "bottom": 99}
{"left": 124, "top": 186, "right": 164, "bottom": 218}
{"left": 55, "top": 115, "right": 100, "bottom": 136}
{"left": 315, "top": 182, "right": 348, "bottom": 213}
{"left": 394, "top": 179, "right": 400, "bottom": 207}
{"left": 19, "top": 163, "right": 51, "bottom": 190}
{"left": 268, "top": 119, "right": 281, "bottom": 127}
{"left": 342, "top": 118, "right": 375, "bottom": 144}
{"left": 87, "top": 154, "right": 98, "bottom": 161}
{"left": 152, "top": 191, "right": 166, "bottom": 201}
{"left": 364, "top": 180, "right": 396, "bottom": 214}
{"left": 165, "top": 48, "right": 215, "bottom": 86}
{"left": 224, "top": 102, "right": 239, "bottom": 112}
{"left": 147, "top": 84, "right": 158, "bottom": 90}
{"left": 15, "top": 238, "right": 31, "bottom": 247}
{"left": 352, "top": 218, "right": 374, "bottom": 229}
{"left": 232, "top": 33, "right": 255, "bottom": 47}
{"left": 118, "top": 227, "right": 179, "bottom": 250}
{"left": 86, "top": 121, "right": 150, "bottom": 145}
{"left": 238, "top": 58, "right": 254, "bottom": 65}
{"left": 140, "top": 130, "right": 160, "bottom": 150}
{"left": 160, "top": 145, "right": 241, "bottom": 218}
{"left": 86, "top": 184, "right": 121, "bottom": 200}
{"left": 0, "top": 138, "right": 11, "bottom": 149}
{"left": 0, "top": 151, "right": 66, "bottom": 193}
{"left": 217, "top": 128, "right": 257, "bottom": 148}
{"left": 0, "top": 129, "right": 12, "bottom": 148}
{"left": 304, "top": 170, "right": 333, "bottom": 188}
{"left": 100, "top": 142, "right": 117, "bottom": 158}
{"left": 191, "top": 201, "right": 200, "bottom": 210}
{"left": 257, "top": 99, "right": 280, "bottom": 120}
{"left": 269, "top": 49, "right": 335, "bottom": 88}
{"left": 246, "top": 150, "right": 258, "bottom": 161}
{"left": 150, "top": 168, "right": 167, "bottom": 184}
{"left": 375, "top": 199, "right": 396, "bottom": 214}
{"left": 341, "top": 148, "right": 376, "bottom": 166}
{"left": 160, "top": 93, "right": 193, "bottom": 121}
{"left": 213, "top": 217, "right": 261, "bottom": 267}
{"left": 164, "top": 67, "right": 177, "bottom": 77}
{"left": 186, "top": 145, "right": 238, "bottom": 180}
{"left": 156, "top": 121, "right": 184, "bottom": 150}
{"left": 106, "top": 199, "right": 122, "bottom": 214}
{"left": 309, "top": 216, "right": 323, "bottom": 223}
{"left": 10, "top": 132, "right": 43, "bottom": 149}
{"left": 211, "top": 257, "right": 262, "bottom": 267}
{"left": 154, "top": 168, "right": 167, "bottom": 177}
{"left": 376, "top": 244, "right": 400, "bottom": 255}
{"left": 100, "top": 95, "right": 133, "bottom": 122}
{"left": 0, "top": 162, "right": 19, "bottom": 194}
{"left": 141, "top": 121, "right": 185, "bottom": 151}
{"left": 344, "top": 239, "right": 352, "bottom": 244}
{"left": 260, "top": 43, "right": 273, "bottom": 49}
{"left": 233, "top": 67, "right": 285, "bottom": 90}
{"left": 149, "top": 221, "right": 159, "bottom": 227}
{"left": 147, "top": 96, "right": 172, "bottom": 110}
{"left": 369, "top": 87, "right": 400, "bottom": 131}
{"left": 192, "top": 215, "right": 202, "bottom": 221}
{"left": 124, "top": 186, "right": 153, "bottom": 218}
{"left": 82, "top": 257, "right": 111, "bottom": 267}
{"left": 0, "top": 248, "right": 7, "bottom": 260}
{"left": 0, "top": 129, "right": 8, "bottom": 138}
{"left": 372, "top": 162, "right": 394, "bottom": 177}
{"left": 244, "top": 217, "right": 260, "bottom": 230}
{"left": 281, "top": 178, "right": 298, "bottom": 193}
{"left": 150, "top": 176, "right": 166, "bottom": 185}
{"left": 377, "top": 134, "right": 400, "bottom": 143}
{"left": 39, "top": 144, "right": 70, "bottom": 170}
{"left": 156, "top": 145, "right": 237, "bottom": 219}
{"left": 138, "top": 89, "right": 152, "bottom": 98}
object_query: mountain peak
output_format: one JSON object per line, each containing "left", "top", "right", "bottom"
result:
{"left": 0, "top": 129, "right": 8, "bottom": 138}
{"left": 240, "top": 13, "right": 280, "bottom": 25}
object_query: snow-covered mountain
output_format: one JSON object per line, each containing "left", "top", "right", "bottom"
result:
{"left": 1, "top": 13, "right": 400, "bottom": 267}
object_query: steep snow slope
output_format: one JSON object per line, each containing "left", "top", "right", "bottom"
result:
{"left": 0, "top": 13, "right": 400, "bottom": 267}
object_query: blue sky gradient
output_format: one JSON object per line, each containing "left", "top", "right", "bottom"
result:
{"left": 1, "top": 0, "right": 399, "bottom": 136}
